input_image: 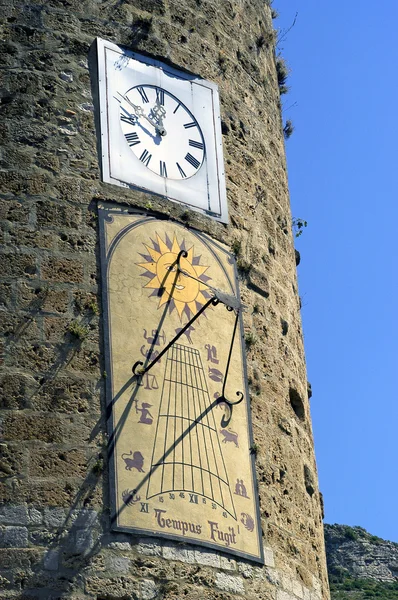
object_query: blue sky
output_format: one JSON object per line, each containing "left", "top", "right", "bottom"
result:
{"left": 275, "top": 1, "right": 398, "bottom": 542}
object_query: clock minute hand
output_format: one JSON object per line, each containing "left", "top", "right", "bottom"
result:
{"left": 118, "top": 93, "right": 166, "bottom": 136}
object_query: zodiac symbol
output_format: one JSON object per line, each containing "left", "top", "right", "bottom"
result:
{"left": 140, "top": 345, "right": 161, "bottom": 363}
{"left": 122, "top": 489, "right": 141, "bottom": 506}
{"left": 175, "top": 325, "right": 195, "bottom": 344}
{"left": 219, "top": 428, "right": 239, "bottom": 448}
{"left": 121, "top": 451, "right": 145, "bottom": 472}
{"left": 234, "top": 479, "right": 249, "bottom": 498}
{"left": 138, "top": 372, "right": 158, "bottom": 390}
{"left": 240, "top": 513, "right": 255, "bottom": 532}
{"left": 205, "top": 344, "right": 219, "bottom": 364}
{"left": 134, "top": 400, "right": 153, "bottom": 425}
{"left": 143, "top": 329, "right": 166, "bottom": 346}
{"left": 209, "top": 367, "right": 223, "bottom": 382}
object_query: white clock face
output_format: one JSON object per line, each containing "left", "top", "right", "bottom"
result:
{"left": 119, "top": 85, "right": 205, "bottom": 180}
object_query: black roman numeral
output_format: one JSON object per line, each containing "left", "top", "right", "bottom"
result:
{"left": 156, "top": 88, "right": 165, "bottom": 105}
{"left": 139, "top": 149, "right": 152, "bottom": 166}
{"left": 184, "top": 121, "right": 197, "bottom": 129}
{"left": 176, "top": 162, "right": 187, "bottom": 178}
{"left": 120, "top": 113, "right": 137, "bottom": 125}
{"left": 185, "top": 153, "right": 200, "bottom": 169}
{"left": 125, "top": 132, "right": 140, "bottom": 146}
{"left": 159, "top": 161, "right": 167, "bottom": 177}
{"left": 137, "top": 86, "right": 149, "bottom": 103}
{"left": 173, "top": 102, "right": 181, "bottom": 114}
{"left": 189, "top": 139, "right": 204, "bottom": 150}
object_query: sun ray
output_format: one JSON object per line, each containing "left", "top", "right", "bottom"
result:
{"left": 156, "top": 233, "right": 170, "bottom": 255}
{"left": 171, "top": 235, "right": 181, "bottom": 255}
{"left": 144, "top": 244, "right": 161, "bottom": 263}
{"left": 137, "top": 261, "right": 157, "bottom": 274}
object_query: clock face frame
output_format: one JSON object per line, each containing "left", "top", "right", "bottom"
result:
{"left": 97, "top": 37, "right": 228, "bottom": 223}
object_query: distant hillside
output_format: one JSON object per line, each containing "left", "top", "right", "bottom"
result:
{"left": 325, "top": 524, "right": 398, "bottom": 600}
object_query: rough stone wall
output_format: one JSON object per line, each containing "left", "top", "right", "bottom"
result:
{"left": 0, "top": 0, "right": 329, "bottom": 599}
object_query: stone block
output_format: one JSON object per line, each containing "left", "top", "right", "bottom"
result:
{"left": 278, "top": 591, "right": 297, "bottom": 600}
{"left": 17, "top": 283, "right": 69, "bottom": 314}
{"left": 29, "top": 448, "right": 87, "bottom": 477}
{"left": 0, "top": 505, "right": 28, "bottom": 525}
{"left": 0, "top": 548, "right": 42, "bottom": 569}
{"left": 8, "top": 226, "right": 54, "bottom": 250}
{"left": 215, "top": 572, "right": 245, "bottom": 594}
{"left": 0, "top": 199, "right": 30, "bottom": 224}
{"left": 292, "top": 579, "right": 304, "bottom": 599}
{"left": 28, "top": 508, "right": 43, "bottom": 525}
{"left": 0, "top": 252, "right": 37, "bottom": 278}
{"left": 69, "top": 509, "right": 99, "bottom": 528}
{"left": 43, "top": 548, "right": 60, "bottom": 571}
{"left": 0, "top": 526, "right": 28, "bottom": 548}
{"left": 41, "top": 257, "right": 84, "bottom": 283}
{"left": 1, "top": 413, "right": 64, "bottom": 443}
{"left": 135, "top": 537, "right": 162, "bottom": 556}
{"left": 74, "top": 527, "right": 94, "bottom": 554}
{"left": 162, "top": 542, "right": 195, "bottom": 563}
{"left": 220, "top": 555, "right": 237, "bottom": 571}
{"left": 85, "top": 576, "right": 139, "bottom": 599}
{"left": 43, "top": 507, "right": 66, "bottom": 528}
{"left": 0, "top": 370, "right": 32, "bottom": 409}
{"left": 36, "top": 199, "right": 82, "bottom": 229}
{"left": 264, "top": 545, "right": 275, "bottom": 567}
{"left": 0, "top": 282, "right": 13, "bottom": 308}
{"left": 141, "top": 579, "right": 158, "bottom": 600}
{"left": 105, "top": 554, "right": 131, "bottom": 573}
{"left": 194, "top": 548, "right": 221, "bottom": 568}
{"left": 30, "top": 375, "right": 97, "bottom": 414}
{"left": 0, "top": 442, "right": 27, "bottom": 477}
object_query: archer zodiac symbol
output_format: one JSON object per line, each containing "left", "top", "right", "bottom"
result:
{"left": 205, "top": 344, "right": 219, "bottom": 364}
{"left": 140, "top": 345, "right": 161, "bottom": 363}
{"left": 122, "top": 489, "right": 141, "bottom": 506}
{"left": 219, "top": 428, "right": 239, "bottom": 448}
{"left": 121, "top": 451, "right": 145, "bottom": 472}
{"left": 143, "top": 329, "right": 166, "bottom": 346}
{"left": 234, "top": 479, "right": 249, "bottom": 499}
{"left": 133, "top": 400, "right": 153, "bottom": 425}
{"left": 240, "top": 513, "right": 255, "bottom": 532}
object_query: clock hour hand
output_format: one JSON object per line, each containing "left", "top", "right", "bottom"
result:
{"left": 117, "top": 92, "right": 166, "bottom": 137}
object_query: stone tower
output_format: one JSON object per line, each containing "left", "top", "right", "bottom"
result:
{"left": 0, "top": 1, "right": 330, "bottom": 599}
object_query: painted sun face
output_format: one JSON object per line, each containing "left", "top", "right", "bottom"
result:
{"left": 156, "top": 253, "right": 200, "bottom": 304}
{"left": 137, "top": 233, "right": 211, "bottom": 321}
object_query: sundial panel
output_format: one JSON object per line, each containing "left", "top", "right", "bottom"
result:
{"left": 99, "top": 206, "right": 263, "bottom": 564}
